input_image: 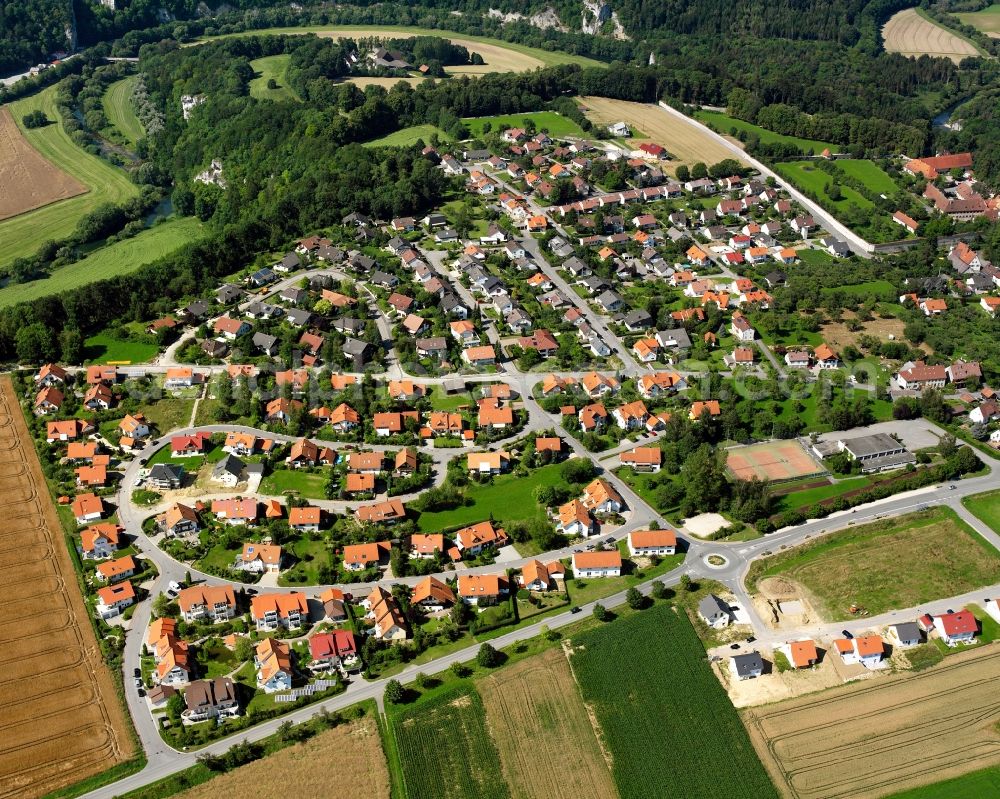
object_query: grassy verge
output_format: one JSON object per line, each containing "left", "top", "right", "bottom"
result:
{"left": 364, "top": 124, "right": 449, "bottom": 147}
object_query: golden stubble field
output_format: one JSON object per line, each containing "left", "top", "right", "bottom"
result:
{"left": 0, "top": 376, "right": 133, "bottom": 798}
{"left": 882, "top": 8, "right": 980, "bottom": 64}
{"left": 743, "top": 646, "right": 1000, "bottom": 799}
{"left": 174, "top": 716, "right": 390, "bottom": 799}
{"left": 477, "top": 647, "right": 618, "bottom": 799}
{"left": 578, "top": 96, "right": 744, "bottom": 172}
{"left": 0, "top": 107, "right": 86, "bottom": 221}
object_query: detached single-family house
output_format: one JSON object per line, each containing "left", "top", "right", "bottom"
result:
{"left": 730, "top": 652, "right": 764, "bottom": 680}
{"left": 933, "top": 610, "right": 978, "bottom": 646}
{"left": 255, "top": 638, "right": 293, "bottom": 693}
{"left": 698, "top": 594, "right": 731, "bottom": 628}
{"left": 571, "top": 550, "right": 622, "bottom": 578}
{"left": 627, "top": 529, "right": 677, "bottom": 556}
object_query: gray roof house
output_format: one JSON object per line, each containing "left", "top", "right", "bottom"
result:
{"left": 596, "top": 290, "right": 624, "bottom": 313}
{"left": 623, "top": 308, "right": 653, "bottom": 331}
{"left": 147, "top": 463, "right": 184, "bottom": 489}
{"left": 343, "top": 337, "right": 370, "bottom": 363}
{"left": 283, "top": 308, "right": 312, "bottom": 327}
{"left": 212, "top": 455, "right": 245, "bottom": 487}
{"left": 890, "top": 622, "right": 923, "bottom": 648}
{"left": 656, "top": 328, "right": 691, "bottom": 349}
{"left": 730, "top": 652, "right": 764, "bottom": 680}
{"left": 252, "top": 332, "right": 279, "bottom": 356}
{"left": 216, "top": 285, "right": 244, "bottom": 304}
{"left": 698, "top": 594, "right": 731, "bottom": 628}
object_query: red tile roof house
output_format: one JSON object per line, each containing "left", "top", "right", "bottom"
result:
{"left": 933, "top": 609, "right": 978, "bottom": 646}
{"left": 833, "top": 635, "right": 884, "bottom": 668}
{"left": 342, "top": 540, "right": 391, "bottom": 572}
{"left": 571, "top": 550, "right": 622, "bottom": 578}
{"left": 458, "top": 573, "right": 510, "bottom": 607}
{"left": 96, "top": 580, "right": 136, "bottom": 619}
{"left": 627, "top": 529, "right": 677, "bottom": 557}
{"left": 308, "top": 630, "right": 359, "bottom": 673}
{"left": 620, "top": 446, "right": 662, "bottom": 472}
{"left": 454, "top": 520, "right": 509, "bottom": 557}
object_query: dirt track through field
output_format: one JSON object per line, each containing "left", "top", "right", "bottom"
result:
{"left": 478, "top": 648, "right": 618, "bottom": 799}
{"left": 579, "top": 96, "right": 744, "bottom": 171}
{"left": 744, "top": 645, "right": 1000, "bottom": 799}
{"left": 0, "top": 376, "right": 133, "bottom": 798}
{"left": 883, "top": 9, "right": 980, "bottom": 64}
{"left": 0, "top": 108, "right": 86, "bottom": 221}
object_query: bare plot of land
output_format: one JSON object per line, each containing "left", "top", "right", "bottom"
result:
{"left": 478, "top": 647, "right": 618, "bottom": 799}
{"left": 341, "top": 76, "right": 424, "bottom": 90}
{"left": 0, "top": 376, "right": 133, "bottom": 799}
{"left": 317, "top": 30, "right": 545, "bottom": 73}
{"left": 714, "top": 652, "right": 849, "bottom": 708}
{"left": 883, "top": 9, "right": 980, "bottom": 64}
{"left": 819, "top": 313, "right": 926, "bottom": 353}
{"left": 0, "top": 108, "right": 86, "bottom": 221}
{"left": 579, "top": 96, "right": 744, "bottom": 171}
{"left": 744, "top": 646, "right": 1000, "bottom": 799}
{"left": 727, "top": 440, "right": 825, "bottom": 482}
{"left": 175, "top": 715, "right": 389, "bottom": 799}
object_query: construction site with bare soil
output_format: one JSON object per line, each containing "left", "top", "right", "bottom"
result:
{"left": 0, "top": 376, "right": 135, "bottom": 799}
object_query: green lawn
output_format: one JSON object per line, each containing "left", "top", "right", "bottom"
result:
{"left": 773, "top": 476, "right": 870, "bottom": 512}
{"left": 834, "top": 159, "right": 899, "bottom": 194}
{"left": 415, "top": 463, "right": 564, "bottom": 531}
{"left": 796, "top": 248, "right": 834, "bottom": 265}
{"left": 0, "top": 216, "right": 205, "bottom": 309}
{"left": 259, "top": 468, "right": 328, "bottom": 498}
{"left": 201, "top": 25, "right": 604, "bottom": 68}
{"left": 747, "top": 508, "right": 1000, "bottom": 621}
{"left": 775, "top": 161, "right": 874, "bottom": 211}
{"left": 249, "top": 55, "right": 300, "bottom": 102}
{"left": 0, "top": 84, "right": 140, "bottom": 271}
{"left": 822, "top": 279, "right": 896, "bottom": 299}
{"left": 364, "top": 124, "right": 449, "bottom": 147}
{"left": 462, "top": 111, "right": 586, "bottom": 138}
{"left": 694, "top": 110, "right": 835, "bottom": 153}
{"left": 137, "top": 399, "right": 196, "bottom": 433}
{"left": 278, "top": 538, "right": 331, "bottom": 586}
{"left": 962, "top": 490, "right": 1000, "bottom": 535}
{"left": 82, "top": 332, "right": 160, "bottom": 364}
{"left": 427, "top": 387, "right": 474, "bottom": 412}
{"left": 958, "top": 4, "right": 1000, "bottom": 33}
{"left": 570, "top": 604, "right": 780, "bottom": 799}
{"left": 196, "top": 542, "right": 243, "bottom": 574}
{"left": 885, "top": 764, "right": 1000, "bottom": 798}
{"left": 102, "top": 76, "right": 145, "bottom": 146}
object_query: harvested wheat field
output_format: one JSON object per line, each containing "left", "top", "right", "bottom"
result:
{"left": 0, "top": 376, "right": 133, "bottom": 799}
{"left": 579, "top": 96, "right": 743, "bottom": 172}
{"left": 883, "top": 9, "right": 980, "bottom": 64}
{"left": 477, "top": 647, "right": 617, "bottom": 799}
{"left": 744, "top": 646, "right": 1000, "bottom": 799}
{"left": 0, "top": 108, "right": 86, "bottom": 221}
{"left": 174, "top": 715, "right": 390, "bottom": 799}
{"left": 317, "top": 30, "right": 545, "bottom": 73}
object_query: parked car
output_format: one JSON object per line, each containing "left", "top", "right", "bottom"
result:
{"left": 133, "top": 667, "right": 141, "bottom": 679}
{"left": 570, "top": 606, "right": 581, "bottom": 614}
{"left": 841, "top": 630, "right": 853, "bottom": 639}
{"left": 729, "top": 643, "right": 740, "bottom": 650}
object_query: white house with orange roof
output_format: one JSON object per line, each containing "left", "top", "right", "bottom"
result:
{"left": 627, "top": 529, "right": 677, "bottom": 556}
{"left": 96, "top": 581, "right": 136, "bottom": 619}
{"left": 571, "top": 550, "right": 622, "bottom": 578}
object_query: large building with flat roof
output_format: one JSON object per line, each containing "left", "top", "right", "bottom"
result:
{"left": 812, "top": 432, "right": 915, "bottom": 473}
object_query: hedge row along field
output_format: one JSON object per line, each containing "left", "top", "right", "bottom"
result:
{"left": 569, "top": 604, "right": 780, "bottom": 799}
{"left": 388, "top": 686, "right": 509, "bottom": 799}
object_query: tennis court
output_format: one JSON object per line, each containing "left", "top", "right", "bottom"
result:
{"left": 726, "top": 440, "right": 825, "bottom": 482}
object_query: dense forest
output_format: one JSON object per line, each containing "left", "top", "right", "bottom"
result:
{"left": 0, "top": 0, "right": 73, "bottom": 76}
